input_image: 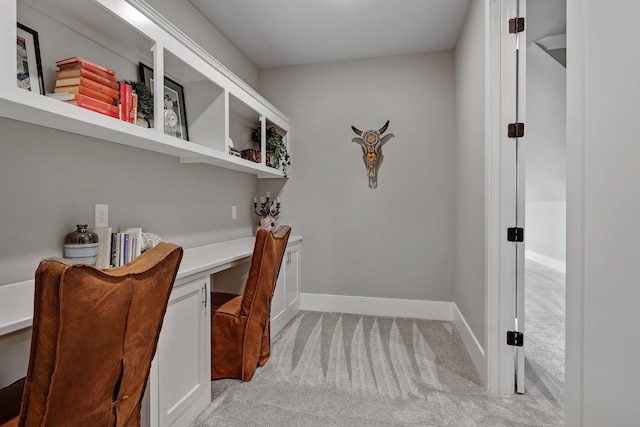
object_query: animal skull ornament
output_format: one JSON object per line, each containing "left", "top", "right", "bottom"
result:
{"left": 351, "top": 120, "right": 390, "bottom": 188}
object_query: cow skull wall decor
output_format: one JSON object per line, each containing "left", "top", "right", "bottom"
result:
{"left": 350, "top": 120, "right": 390, "bottom": 188}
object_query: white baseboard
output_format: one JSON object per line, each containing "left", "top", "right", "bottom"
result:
{"left": 299, "top": 293, "right": 485, "bottom": 380}
{"left": 451, "top": 304, "right": 486, "bottom": 383}
{"left": 300, "top": 293, "right": 454, "bottom": 320}
{"left": 525, "top": 249, "right": 566, "bottom": 274}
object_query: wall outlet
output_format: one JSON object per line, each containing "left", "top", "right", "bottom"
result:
{"left": 231, "top": 205, "right": 237, "bottom": 220}
{"left": 95, "top": 204, "right": 108, "bottom": 227}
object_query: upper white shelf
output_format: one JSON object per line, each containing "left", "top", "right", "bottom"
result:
{"left": 0, "top": 87, "right": 283, "bottom": 178}
{"left": 1, "top": 0, "right": 291, "bottom": 179}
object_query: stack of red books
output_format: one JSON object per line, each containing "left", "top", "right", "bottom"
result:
{"left": 53, "top": 57, "right": 120, "bottom": 118}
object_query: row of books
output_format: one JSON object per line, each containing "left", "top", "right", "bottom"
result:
{"left": 90, "top": 227, "right": 143, "bottom": 268}
{"left": 47, "top": 56, "right": 138, "bottom": 122}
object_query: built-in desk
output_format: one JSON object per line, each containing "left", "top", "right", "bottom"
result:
{"left": 0, "top": 280, "right": 34, "bottom": 339}
{"left": 0, "top": 236, "right": 301, "bottom": 337}
{"left": 0, "top": 235, "right": 302, "bottom": 427}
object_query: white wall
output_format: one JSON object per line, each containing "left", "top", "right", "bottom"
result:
{"left": 566, "top": 0, "right": 640, "bottom": 424}
{"left": 525, "top": 42, "right": 566, "bottom": 265}
{"left": 525, "top": 201, "right": 565, "bottom": 266}
{"left": 259, "top": 52, "right": 456, "bottom": 302}
{"left": 0, "top": 118, "right": 257, "bottom": 285}
{"left": 453, "top": 0, "right": 486, "bottom": 351}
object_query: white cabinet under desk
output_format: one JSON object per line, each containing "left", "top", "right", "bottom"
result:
{"left": 0, "top": 235, "right": 302, "bottom": 427}
{"left": 149, "top": 274, "right": 210, "bottom": 427}
{"left": 271, "top": 240, "right": 301, "bottom": 335}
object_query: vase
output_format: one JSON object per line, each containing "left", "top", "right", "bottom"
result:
{"left": 64, "top": 224, "right": 99, "bottom": 265}
{"left": 259, "top": 216, "right": 276, "bottom": 231}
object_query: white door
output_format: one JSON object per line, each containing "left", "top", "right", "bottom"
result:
{"left": 502, "top": 0, "right": 527, "bottom": 394}
{"left": 271, "top": 265, "right": 286, "bottom": 323}
{"left": 285, "top": 243, "right": 300, "bottom": 310}
{"left": 513, "top": 0, "right": 526, "bottom": 395}
{"left": 487, "top": 0, "right": 527, "bottom": 395}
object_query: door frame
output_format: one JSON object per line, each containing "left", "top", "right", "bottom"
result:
{"left": 485, "top": 0, "right": 586, "bottom": 421}
{"left": 564, "top": 0, "right": 584, "bottom": 423}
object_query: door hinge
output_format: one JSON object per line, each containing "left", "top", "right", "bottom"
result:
{"left": 507, "top": 227, "right": 524, "bottom": 242}
{"left": 508, "top": 122, "right": 525, "bottom": 138}
{"left": 509, "top": 17, "right": 525, "bottom": 34}
{"left": 507, "top": 331, "right": 524, "bottom": 346}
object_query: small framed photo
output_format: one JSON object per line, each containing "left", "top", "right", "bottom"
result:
{"left": 17, "top": 23, "right": 45, "bottom": 95}
{"left": 139, "top": 62, "right": 189, "bottom": 141}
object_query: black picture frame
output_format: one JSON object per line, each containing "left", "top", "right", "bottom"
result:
{"left": 139, "top": 62, "right": 189, "bottom": 141}
{"left": 17, "top": 23, "right": 45, "bottom": 95}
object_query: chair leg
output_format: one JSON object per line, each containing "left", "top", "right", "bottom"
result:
{"left": 258, "top": 319, "right": 270, "bottom": 366}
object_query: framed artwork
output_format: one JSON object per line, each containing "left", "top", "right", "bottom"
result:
{"left": 17, "top": 23, "right": 45, "bottom": 95}
{"left": 139, "top": 62, "right": 189, "bottom": 141}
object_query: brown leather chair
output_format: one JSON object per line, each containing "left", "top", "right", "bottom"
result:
{"left": 0, "top": 242, "right": 183, "bottom": 427}
{"left": 211, "top": 225, "right": 291, "bottom": 382}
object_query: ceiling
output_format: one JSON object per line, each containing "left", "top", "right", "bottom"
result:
{"left": 188, "top": 0, "right": 472, "bottom": 69}
{"left": 526, "top": 0, "right": 566, "bottom": 46}
{"left": 527, "top": 0, "right": 567, "bottom": 67}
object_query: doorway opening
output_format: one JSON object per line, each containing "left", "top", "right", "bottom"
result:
{"left": 523, "top": 0, "right": 566, "bottom": 407}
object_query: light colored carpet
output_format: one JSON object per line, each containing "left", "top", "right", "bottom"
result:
{"left": 192, "top": 310, "right": 563, "bottom": 426}
{"left": 524, "top": 259, "right": 565, "bottom": 407}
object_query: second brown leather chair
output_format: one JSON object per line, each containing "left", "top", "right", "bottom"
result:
{"left": 211, "top": 225, "right": 291, "bottom": 382}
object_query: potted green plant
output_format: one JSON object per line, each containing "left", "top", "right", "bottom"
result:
{"left": 125, "top": 80, "right": 154, "bottom": 127}
{"left": 252, "top": 126, "right": 291, "bottom": 177}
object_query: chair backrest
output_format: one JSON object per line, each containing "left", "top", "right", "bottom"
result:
{"left": 19, "top": 242, "right": 183, "bottom": 427}
{"left": 240, "top": 225, "right": 291, "bottom": 318}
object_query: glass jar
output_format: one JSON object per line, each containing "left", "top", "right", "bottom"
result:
{"left": 64, "top": 224, "right": 98, "bottom": 245}
{"left": 64, "top": 224, "right": 99, "bottom": 265}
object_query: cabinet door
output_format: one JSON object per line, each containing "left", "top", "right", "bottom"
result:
{"left": 271, "top": 265, "right": 286, "bottom": 324}
{"left": 154, "top": 276, "right": 211, "bottom": 427}
{"left": 270, "top": 242, "right": 301, "bottom": 338}
{"left": 285, "top": 243, "right": 300, "bottom": 309}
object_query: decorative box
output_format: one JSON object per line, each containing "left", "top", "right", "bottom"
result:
{"left": 241, "top": 149, "right": 261, "bottom": 163}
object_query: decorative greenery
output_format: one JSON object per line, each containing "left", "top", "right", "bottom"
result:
{"left": 124, "top": 80, "right": 153, "bottom": 121}
{"left": 252, "top": 125, "right": 291, "bottom": 177}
